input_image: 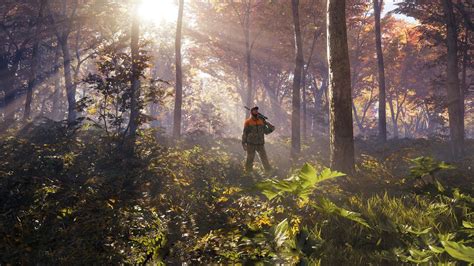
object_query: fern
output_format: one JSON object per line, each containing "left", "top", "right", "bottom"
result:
{"left": 256, "top": 163, "right": 345, "bottom": 201}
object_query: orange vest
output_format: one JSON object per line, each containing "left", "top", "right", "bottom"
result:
{"left": 242, "top": 117, "right": 267, "bottom": 145}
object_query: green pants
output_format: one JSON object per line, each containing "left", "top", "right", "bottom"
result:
{"left": 245, "top": 144, "right": 271, "bottom": 172}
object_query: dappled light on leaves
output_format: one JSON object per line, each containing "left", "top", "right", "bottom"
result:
{"left": 0, "top": 0, "right": 473, "bottom": 264}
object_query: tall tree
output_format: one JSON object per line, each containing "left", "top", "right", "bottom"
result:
{"left": 291, "top": 0, "right": 303, "bottom": 157}
{"left": 327, "top": 0, "right": 355, "bottom": 173}
{"left": 173, "top": 0, "right": 184, "bottom": 138}
{"left": 0, "top": 1, "right": 41, "bottom": 124}
{"left": 48, "top": 0, "right": 79, "bottom": 124}
{"left": 373, "top": 0, "right": 387, "bottom": 141}
{"left": 244, "top": 1, "right": 252, "bottom": 110}
{"left": 302, "top": 29, "right": 321, "bottom": 141}
{"left": 128, "top": 3, "right": 140, "bottom": 137}
{"left": 24, "top": 0, "right": 46, "bottom": 121}
{"left": 442, "top": 0, "right": 464, "bottom": 158}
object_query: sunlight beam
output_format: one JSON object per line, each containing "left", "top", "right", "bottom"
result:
{"left": 137, "top": 0, "right": 178, "bottom": 25}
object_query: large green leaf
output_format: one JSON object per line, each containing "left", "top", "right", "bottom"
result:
{"left": 273, "top": 180, "right": 298, "bottom": 192}
{"left": 428, "top": 245, "right": 444, "bottom": 254}
{"left": 256, "top": 163, "right": 346, "bottom": 201}
{"left": 255, "top": 180, "right": 279, "bottom": 200}
{"left": 403, "top": 225, "right": 432, "bottom": 236}
{"left": 463, "top": 221, "right": 474, "bottom": 229}
{"left": 406, "top": 248, "right": 433, "bottom": 263}
{"left": 316, "top": 168, "right": 346, "bottom": 183}
{"left": 298, "top": 163, "right": 318, "bottom": 187}
{"left": 313, "top": 198, "right": 370, "bottom": 228}
{"left": 273, "top": 219, "right": 290, "bottom": 248}
{"left": 441, "top": 240, "right": 474, "bottom": 263}
{"left": 300, "top": 165, "right": 345, "bottom": 188}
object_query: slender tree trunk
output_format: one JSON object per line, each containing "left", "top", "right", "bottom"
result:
{"left": 442, "top": 0, "right": 464, "bottom": 158}
{"left": 352, "top": 102, "right": 364, "bottom": 134}
{"left": 24, "top": 42, "right": 39, "bottom": 121}
{"left": 327, "top": 0, "right": 355, "bottom": 173}
{"left": 388, "top": 94, "right": 399, "bottom": 139}
{"left": 373, "top": 0, "right": 387, "bottom": 142}
{"left": 244, "top": 3, "right": 252, "bottom": 111}
{"left": 0, "top": 51, "right": 22, "bottom": 124}
{"left": 173, "top": 0, "right": 184, "bottom": 138}
{"left": 1, "top": 73, "right": 16, "bottom": 123}
{"left": 51, "top": 45, "right": 62, "bottom": 120}
{"left": 302, "top": 30, "right": 319, "bottom": 141}
{"left": 128, "top": 8, "right": 140, "bottom": 137}
{"left": 460, "top": 27, "right": 468, "bottom": 130}
{"left": 302, "top": 71, "right": 307, "bottom": 141}
{"left": 312, "top": 75, "right": 328, "bottom": 137}
{"left": 291, "top": 0, "right": 303, "bottom": 157}
{"left": 60, "top": 36, "right": 76, "bottom": 124}
{"left": 24, "top": 1, "right": 45, "bottom": 121}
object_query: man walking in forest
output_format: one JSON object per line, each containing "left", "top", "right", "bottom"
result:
{"left": 242, "top": 106, "right": 275, "bottom": 173}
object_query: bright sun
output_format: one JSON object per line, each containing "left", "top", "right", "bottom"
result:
{"left": 137, "top": 0, "right": 178, "bottom": 25}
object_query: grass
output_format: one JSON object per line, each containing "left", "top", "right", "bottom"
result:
{"left": 0, "top": 118, "right": 472, "bottom": 264}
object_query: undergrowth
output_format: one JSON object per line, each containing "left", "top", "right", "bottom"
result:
{"left": 0, "top": 118, "right": 472, "bottom": 264}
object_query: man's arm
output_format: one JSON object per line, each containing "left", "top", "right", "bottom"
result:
{"left": 263, "top": 120, "right": 275, "bottom": 135}
{"left": 242, "top": 122, "right": 249, "bottom": 150}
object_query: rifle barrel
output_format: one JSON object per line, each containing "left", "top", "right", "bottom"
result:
{"left": 243, "top": 106, "right": 268, "bottom": 120}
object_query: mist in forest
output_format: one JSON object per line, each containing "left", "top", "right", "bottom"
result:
{"left": 0, "top": 0, "right": 473, "bottom": 264}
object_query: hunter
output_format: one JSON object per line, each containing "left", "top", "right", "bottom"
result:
{"left": 242, "top": 106, "right": 275, "bottom": 172}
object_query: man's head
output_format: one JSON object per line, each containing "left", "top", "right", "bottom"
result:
{"left": 250, "top": 106, "right": 259, "bottom": 118}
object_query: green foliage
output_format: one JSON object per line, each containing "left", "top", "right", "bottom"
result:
{"left": 256, "top": 163, "right": 345, "bottom": 202}
{"left": 441, "top": 239, "right": 474, "bottom": 263}
{"left": 408, "top": 156, "right": 455, "bottom": 186}
{"left": 0, "top": 120, "right": 167, "bottom": 264}
{"left": 312, "top": 197, "right": 371, "bottom": 228}
{"left": 1, "top": 123, "right": 472, "bottom": 264}
{"left": 83, "top": 44, "right": 168, "bottom": 137}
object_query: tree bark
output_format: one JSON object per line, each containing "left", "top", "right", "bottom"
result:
{"left": 388, "top": 93, "right": 399, "bottom": 139}
{"left": 51, "top": 45, "right": 62, "bottom": 120}
{"left": 442, "top": 0, "right": 464, "bottom": 158}
{"left": 24, "top": 0, "right": 46, "bottom": 121}
{"left": 173, "top": 0, "right": 184, "bottom": 138}
{"left": 291, "top": 0, "right": 303, "bottom": 157}
{"left": 128, "top": 8, "right": 140, "bottom": 137}
{"left": 0, "top": 49, "right": 23, "bottom": 124}
{"left": 373, "top": 0, "right": 387, "bottom": 142}
{"left": 302, "top": 30, "right": 320, "bottom": 141}
{"left": 24, "top": 42, "right": 39, "bottom": 121}
{"left": 244, "top": 2, "right": 253, "bottom": 111}
{"left": 48, "top": 0, "right": 79, "bottom": 124}
{"left": 327, "top": 0, "right": 355, "bottom": 173}
{"left": 60, "top": 35, "right": 76, "bottom": 124}
{"left": 460, "top": 27, "right": 468, "bottom": 134}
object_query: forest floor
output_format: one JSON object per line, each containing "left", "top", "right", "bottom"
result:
{"left": 0, "top": 119, "right": 473, "bottom": 264}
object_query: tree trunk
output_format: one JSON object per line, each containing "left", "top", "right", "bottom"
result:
{"left": 244, "top": 3, "right": 252, "bottom": 111}
{"left": 173, "top": 0, "right": 184, "bottom": 138}
{"left": 442, "top": 0, "right": 464, "bottom": 158}
{"left": 60, "top": 35, "right": 76, "bottom": 124}
{"left": 291, "top": 0, "right": 303, "bottom": 157}
{"left": 51, "top": 45, "right": 62, "bottom": 120}
{"left": 388, "top": 94, "right": 399, "bottom": 139}
{"left": 302, "top": 30, "right": 319, "bottom": 141}
{"left": 373, "top": 0, "right": 387, "bottom": 142}
{"left": 302, "top": 70, "right": 307, "bottom": 141}
{"left": 24, "top": 41, "right": 39, "bottom": 121}
{"left": 352, "top": 102, "right": 364, "bottom": 134}
{"left": 128, "top": 9, "right": 140, "bottom": 137}
{"left": 327, "top": 0, "right": 355, "bottom": 173}
{"left": 24, "top": 4, "right": 46, "bottom": 121}
{"left": 0, "top": 50, "right": 22, "bottom": 124}
{"left": 460, "top": 27, "right": 468, "bottom": 133}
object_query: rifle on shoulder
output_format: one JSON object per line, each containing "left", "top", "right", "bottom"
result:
{"left": 244, "top": 106, "right": 268, "bottom": 120}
